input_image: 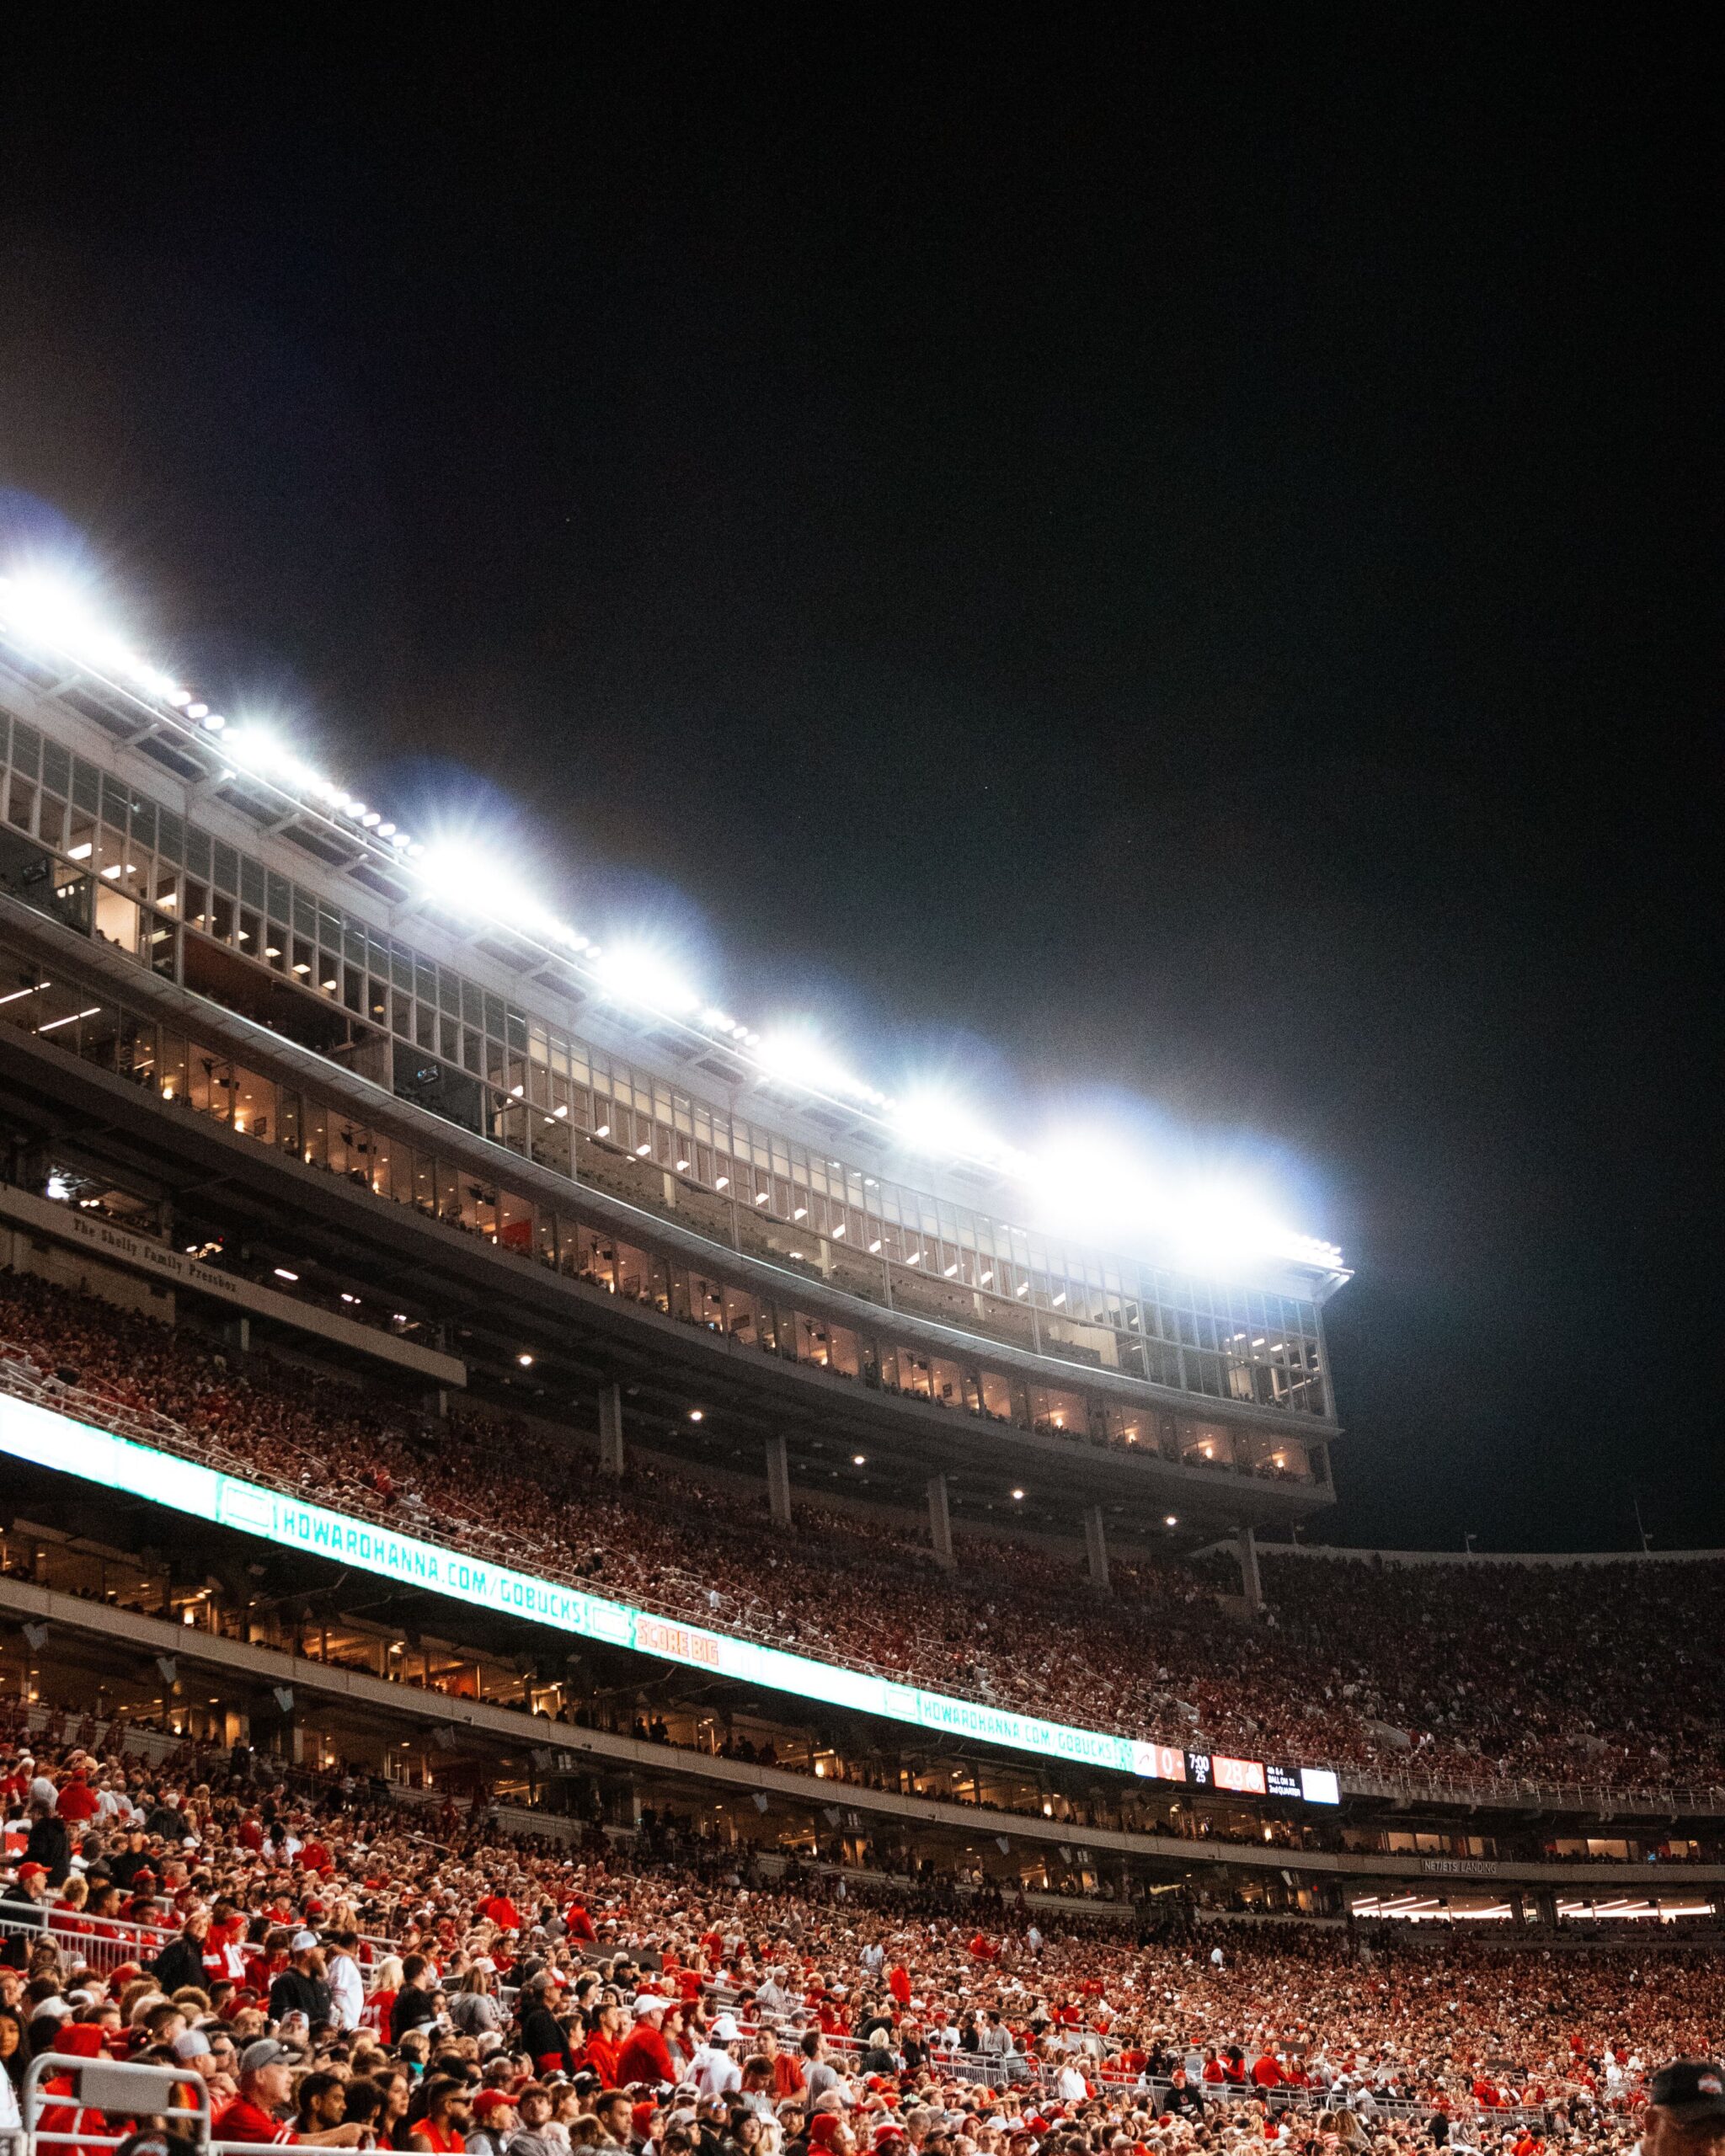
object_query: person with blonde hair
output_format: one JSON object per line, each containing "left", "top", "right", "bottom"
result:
{"left": 365, "top": 1955, "right": 405, "bottom": 2036}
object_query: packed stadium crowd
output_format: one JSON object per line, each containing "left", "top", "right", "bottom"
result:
{"left": 3, "top": 1270, "right": 1724, "bottom": 1807}
{"left": 3, "top": 1724, "right": 1723, "bottom": 2156}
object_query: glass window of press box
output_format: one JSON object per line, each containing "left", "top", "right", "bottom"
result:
{"left": 0, "top": 707, "right": 1330, "bottom": 1422}
{"left": 0, "top": 953, "right": 1327, "bottom": 1492}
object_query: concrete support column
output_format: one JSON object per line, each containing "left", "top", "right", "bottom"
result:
{"left": 766, "top": 1434, "right": 793, "bottom": 1526}
{"left": 1236, "top": 1522, "right": 1263, "bottom": 1612}
{"left": 224, "top": 1315, "right": 251, "bottom": 1354}
{"left": 255, "top": 1686, "right": 302, "bottom": 1764}
{"left": 1083, "top": 1505, "right": 1111, "bottom": 1593}
{"left": 927, "top": 1474, "right": 954, "bottom": 1568}
{"left": 597, "top": 1382, "right": 625, "bottom": 1476}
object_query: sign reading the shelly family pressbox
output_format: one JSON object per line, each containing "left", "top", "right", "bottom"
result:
{"left": 0, "top": 1391, "right": 1340, "bottom": 1801}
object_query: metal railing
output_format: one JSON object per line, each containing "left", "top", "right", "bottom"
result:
{"left": 20, "top": 2055, "right": 210, "bottom": 2155}
{"left": 1090, "top": 2073, "right": 1561, "bottom": 2132}
{"left": 1340, "top": 1761, "right": 1725, "bottom": 1818}
{"left": 2, "top": 1908, "right": 177, "bottom": 1977}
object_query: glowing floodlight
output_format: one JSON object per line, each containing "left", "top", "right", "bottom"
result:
{"left": 412, "top": 841, "right": 585, "bottom": 953}
{"left": 591, "top": 942, "right": 702, "bottom": 1018}
{"left": 753, "top": 1028, "right": 882, "bottom": 1107}
{"left": 891, "top": 1088, "right": 1019, "bottom": 1171}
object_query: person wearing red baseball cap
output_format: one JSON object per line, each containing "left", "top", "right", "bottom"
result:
{"left": 467, "top": 2088, "right": 519, "bottom": 2156}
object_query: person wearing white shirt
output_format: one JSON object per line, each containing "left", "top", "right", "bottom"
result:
{"left": 692, "top": 2017, "right": 743, "bottom": 2099}
{"left": 326, "top": 1935, "right": 365, "bottom": 2032}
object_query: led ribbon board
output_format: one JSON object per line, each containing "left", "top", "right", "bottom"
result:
{"left": 1, "top": 1392, "right": 1337, "bottom": 1799}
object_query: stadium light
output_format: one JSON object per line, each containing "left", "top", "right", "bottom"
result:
{"left": 890, "top": 1087, "right": 1019, "bottom": 1171}
{"left": 0, "top": 570, "right": 152, "bottom": 689}
{"left": 754, "top": 1027, "right": 886, "bottom": 1108}
{"left": 0, "top": 560, "right": 1348, "bottom": 1274}
{"left": 415, "top": 841, "right": 589, "bottom": 954}
{"left": 591, "top": 940, "right": 702, "bottom": 1019}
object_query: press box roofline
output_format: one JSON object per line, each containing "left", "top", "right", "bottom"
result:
{"left": 0, "top": 584, "right": 1348, "bottom": 1316}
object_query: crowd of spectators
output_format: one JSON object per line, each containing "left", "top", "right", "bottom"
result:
{"left": 3, "top": 1270, "right": 1724, "bottom": 1806}
{"left": 3, "top": 1724, "right": 1722, "bottom": 2156}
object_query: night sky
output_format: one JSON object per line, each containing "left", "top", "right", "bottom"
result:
{"left": 0, "top": 21, "right": 1712, "bottom": 1550}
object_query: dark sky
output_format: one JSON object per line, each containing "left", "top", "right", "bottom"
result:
{"left": 0, "top": 19, "right": 1713, "bottom": 1551}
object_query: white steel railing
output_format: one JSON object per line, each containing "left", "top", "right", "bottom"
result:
{"left": 20, "top": 2054, "right": 210, "bottom": 2155}
{"left": 1, "top": 1907, "right": 177, "bottom": 1976}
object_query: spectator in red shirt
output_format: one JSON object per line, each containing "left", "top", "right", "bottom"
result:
{"left": 54, "top": 1768, "right": 99, "bottom": 1826}
{"left": 37, "top": 2023, "right": 113, "bottom": 2156}
{"left": 407, "top": 2078, "right": 473, "bottom": 2154}
{"left": 214, "top": 2038, "right": 363, "bottom": 2145}
{"left": 615, "top": 1996, "right": 677, "bottom": 2089}
{"left": 478, "top": 1885, "right": 522, "bottom": 1931}
{"left": 582, "top": 1996, "right": 628, "bottom": 2086}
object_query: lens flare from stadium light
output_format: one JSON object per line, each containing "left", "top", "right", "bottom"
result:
{"left": 0, "top": 568, "right": 189, "bottom": 707}
{"left": 754, "top": 1027, "right": 885, "bottom": 1108}
{"left": 414, "top": 841, "right": 590, "bottom": 953}
{"left": 224, "top": 723, "right": 331, "bottom": 801}
{"left": 590, "top": 941, "right": 702, "bottom": 1018}
{"left": 1023, "top": 1134, "right": 1164, "bottom": 1247}
{"left": 890, "top": 1088, "right": 1021, "bottom": 1171}
{"left": 1167, "top": 1177, "right": 1335, "bottom": 1272}
{"left": 0, "top": 569, "right": 113, "bottom": 659}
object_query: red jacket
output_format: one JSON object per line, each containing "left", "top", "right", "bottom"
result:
{"left": 615, "top": 2024, "right": 676, "bottom": 2088}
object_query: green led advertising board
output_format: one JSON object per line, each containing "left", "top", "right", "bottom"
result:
{"left": 1, "top": 1390, "right": 1336, "bottom": 1801}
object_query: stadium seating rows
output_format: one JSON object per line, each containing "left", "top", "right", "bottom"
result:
{"left": 3, "top": 1269, "right": 1723, "bottom": 1806}
{"left": 2, "top": 1721, "right": 1717, "bottom": 2154}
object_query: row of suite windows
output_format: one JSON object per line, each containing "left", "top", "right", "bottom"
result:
{"left": 0, "top": 962, "right": 1320, "bottom": 1485}
{"left": 0, "top": 810, "right": 1328, "bottom": 1417}
{"left": 0, "top": 706, "right": 1332, "bottom": 1419}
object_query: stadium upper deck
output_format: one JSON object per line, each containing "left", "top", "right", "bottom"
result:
{"left": 0, "top": 568, "right": 1344, "bottom": 1545}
